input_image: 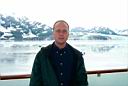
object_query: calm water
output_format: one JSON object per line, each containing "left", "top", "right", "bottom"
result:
{"left": 0, "top": 40, "right": 128, "bottom": 75}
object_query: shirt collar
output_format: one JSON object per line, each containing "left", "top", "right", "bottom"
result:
{"left": 53, "top": 42, "right": 68, "bottom": 52}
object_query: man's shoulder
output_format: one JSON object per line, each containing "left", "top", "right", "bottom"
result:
{"left": 40, "top": 44, "right": 52, "bottom": 53}
{"left": 35, "top": 44, "right": 52, "bottom": 59}
{"left": 41, "top": 44, "right": 52, "bottom": 50}
{"left": 68, "top": 44, "right": 82, "bottom": 55}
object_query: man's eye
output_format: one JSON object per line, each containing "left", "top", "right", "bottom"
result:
{"left": 55, "top": 30, "right": 68, "bottom": 33}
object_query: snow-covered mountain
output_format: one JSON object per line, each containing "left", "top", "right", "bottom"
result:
{"left": 117, "top": 29, "right": 128, "bottom": 36}
{"left": 1, "top": 25, "right": 128, "bottom": 40}
{"left": 71, "top": 26, "right": 117, "bottom": 35}
{"left": 0, "top": 14, "right": 128, "bottom": 41}
{"left": 70, "top": 27, "right": 128, "bottom": 40}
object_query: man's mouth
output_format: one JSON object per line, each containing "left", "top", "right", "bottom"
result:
{"left": 59, "top": 38, "right": 64, "bottom": 40}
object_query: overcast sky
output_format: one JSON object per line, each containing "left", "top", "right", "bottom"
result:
{"left": 0, "top": 0, "right": 128, "bottom": 30}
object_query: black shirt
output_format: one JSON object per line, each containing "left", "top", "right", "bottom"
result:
{"left": 51, "top": 43, "right": 74, "bottom": 86}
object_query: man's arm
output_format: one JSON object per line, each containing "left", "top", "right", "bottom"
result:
{"left": 76, "top": 55, "right": 88, "bottom": 86}
{"left": 29, "top": 51, "right": 43, "bottom": 86}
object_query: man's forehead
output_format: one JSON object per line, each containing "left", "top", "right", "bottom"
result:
{"left": 53, "top": 20, "right": 69, "bottom": 30}
{"left": 54, "top": 22, "right": 68, "bottom": 28}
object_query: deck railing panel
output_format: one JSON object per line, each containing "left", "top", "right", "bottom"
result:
{"left": 0, "top": 68, "right": 128, "bottom": 80}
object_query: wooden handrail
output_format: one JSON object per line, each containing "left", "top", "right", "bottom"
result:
{"left": 0, "top": 68, "right": 128, "bottom": 80}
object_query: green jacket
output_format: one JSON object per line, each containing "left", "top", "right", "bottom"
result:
{"left": 29, "top": 43, "right": 88, "bottom": 86}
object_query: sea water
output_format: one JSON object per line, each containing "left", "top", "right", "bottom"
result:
{"left": 0, "top": 40, "right": 128, "bottom": 75}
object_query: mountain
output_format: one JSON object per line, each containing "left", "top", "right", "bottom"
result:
{"left": 71, "top": 27, "right": 87, "bottom": 32}
{"left": 0, "top": 14, "right": 52, "bottom": 40}
{"left": 0, "top": 13, "right": 127, "bottom": 41}
{"left": 71, "top": 26, "right": 117, "bottom": 35}
{"left": 88, "top": 27, "right": 117, "bottom": 35}
{"left": 70, "top": 27, "right": 128, "bottom": 40}
{"left": 117, "top": 29, "right": 128, "bottom": 36}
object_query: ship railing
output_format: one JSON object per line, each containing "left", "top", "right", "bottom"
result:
{"left": 0, "top": 68, "right": 128, "bottom": 80}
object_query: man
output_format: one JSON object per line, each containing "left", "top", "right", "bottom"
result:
{"left": 29, "top": 20, "right": 88, "bottom": 86}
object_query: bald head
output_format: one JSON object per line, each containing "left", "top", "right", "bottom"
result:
{"left": 53, "top": 20, "right": 69, "bottom": 30}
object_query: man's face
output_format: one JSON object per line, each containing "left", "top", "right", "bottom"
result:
{"left": 53, "top": 22, "right": 69, "bottom": 45}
